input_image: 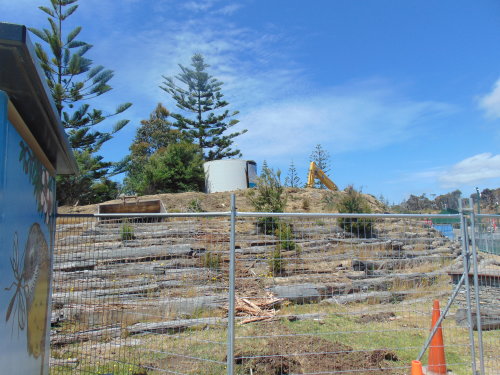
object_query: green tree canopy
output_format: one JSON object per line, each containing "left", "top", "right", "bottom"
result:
{"left": 123, "top": 103, "right": 184, "bottom": 194}
{"left": 435, "top": 190, "right": 461, "bottom": 211}
{"left": 160, "top": 54, "right": 246, "bottom": 160}
{"left": 56, "top": 150, "right": 119, "bottom": 205}
{"left": 129, "top": 103, "right": 181, "bottom": 159}
{"left": 132, "top": 142, "right": 205, "bottom": 195}
{"left": 30, "top": 0, "right": 131, "bottom": 205}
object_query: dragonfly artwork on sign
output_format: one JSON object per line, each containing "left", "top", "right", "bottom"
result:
{"left": 2, "top": 140, "right": 55, "bottom": 374}
{"left": 5, "top": 223, "right": 51, "bottom": 367}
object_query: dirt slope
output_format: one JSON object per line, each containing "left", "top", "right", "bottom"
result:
{"left": 57, "top": 187, "right": 385, "bottom": 215}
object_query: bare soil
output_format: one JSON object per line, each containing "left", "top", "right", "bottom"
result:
{"left": 235, "top": 330, "right": 400, "bottom": 375}
{"left": 357, "top": 312, "right": 396, "bottom": 324}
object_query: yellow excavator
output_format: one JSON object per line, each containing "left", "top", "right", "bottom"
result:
{"left": 306, "top": 161, "right": 338, "bottom": 191}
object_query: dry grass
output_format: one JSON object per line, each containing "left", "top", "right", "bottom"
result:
{"left": 51, "top": 209, "right": 492, "bottom": 374}
{"left": 57, "top": 188, "right": 387, "bottom": 215}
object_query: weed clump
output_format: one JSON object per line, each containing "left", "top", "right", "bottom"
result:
{"left": 187, "top": 198, "right": 204, "bottom": 212}
{"left": 322, "top": 192, "right": 337, "bottom": 211}
{"left": 301, "top": 197, "right": 310, "bottom": 211}
{"left": 200, "top": 251, "right": 221, "bottom": 269}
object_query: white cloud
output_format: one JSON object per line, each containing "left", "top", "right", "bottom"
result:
{"left": 438, "top": 153, "right": 500, "bottom": 187}
{"left": 236, "top": 84, "right": 451, "bottom": 161}
{"left": 478, "top": 78, "right": 500, "bottom": 119}
{"left": 4, "top": 0, "right": 458, "bottom": 176}
{"left": 83, "top": 1, "right": 293, "bottom": 111}
{"left": 214, "top": 4, "right": 243, "bottom": 15}
{"left": 62, "top": 0, "right": 294, "bottom": 159}
{"left": 183, "top": 0, "right": 219, "bottom": 12}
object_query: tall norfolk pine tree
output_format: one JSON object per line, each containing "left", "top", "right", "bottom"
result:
{"left": 30, "top": 0, "right": 131, "bottom": 204}
{"left": 310, "top": 144, "right": 331, "bottom": 189}
{"left": 160, "top": 54, "right": 246, "bottom": 161}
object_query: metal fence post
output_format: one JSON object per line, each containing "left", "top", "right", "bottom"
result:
{"left": 227, "top": 194, "right": 236, "bottom": 375}
{"left": 459, "top": 200, "right": 477, "bottom": 373}
{"left": 469, "top": 198, "right": 485, "bottom": 375}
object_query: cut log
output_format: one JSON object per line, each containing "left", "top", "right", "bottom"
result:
{"left": 53, "top": 261, "right": 96, "bottom": 272}
{"left": 455, "top": 308, "right": 500, "bottom": 331}
{"left": 127, "top": 317, "right": 226, "bottom": 335}
{"left": 55, "top": 244, "right": 195, "bottom": 264}
{"left": 50, "top": 358, "right": 79, "bottom": 367}
{"left": 268, "top": 272, "right": 443, "bottom": 304}
{"left": 51, "top": 326, "right": 122, "bottom": 346}
{"left": 321, "top": 291, "right": 406, "bottom": 305}
{"left": 352, "top": 255, "right": 453, "bottom": 273}
{"left": 239, "top": 316, "right": 273, "bottom": 324}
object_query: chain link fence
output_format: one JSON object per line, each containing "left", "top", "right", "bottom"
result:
{"left": 49, "top": 200, "right": 499, "bottom": 375}
{"left": 233, "top": 212, "right": 471, "bottom": 375}
{"left": 473, "top": 213, "right": 500, "bottom": 373}
{"left": 51, "top": 214, "right": 230, "bottom": 374}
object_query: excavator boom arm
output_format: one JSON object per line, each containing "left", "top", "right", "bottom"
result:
{"left": 306, "top": 161, "right": 338, "bottom": 191}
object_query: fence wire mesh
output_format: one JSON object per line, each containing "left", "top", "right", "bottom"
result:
{"left": 48, "top": 209, "right": 500, "bottom": 375}
{"left": 51, "top": 214, "right": 230, "bottom": 375}
{"left": 473, "top": 214, "right": 500, "bottom": 373}
{"left": 232, "top": 214, "right": 472, "bottom": 375}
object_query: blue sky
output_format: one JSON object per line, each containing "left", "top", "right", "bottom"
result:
{"left": 2, "top": 0, "right": 500, "bottom": 203}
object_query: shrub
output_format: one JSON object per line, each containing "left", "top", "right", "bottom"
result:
{"left": 248, "top": 165, "right": 287, "bottom": 234}
{"left": 257, "top": 216, "right": 280, "bottom": 235}
{"left": 121, "top": 222, "right": 135, "bottom": 241}
{"left": 276, "top": 223, "right": 296, "bottom": 251}
{"left": 131, "top": 142, "right": 205, "bottom": 195}
{"left": 337, "top": 186, "right": 374, "bottom": 238}
{"left": 248, "top": 166, "right": 287, "bottom": 213}
{"left": 269, "top": 247, "right": 285, "bottom": 276}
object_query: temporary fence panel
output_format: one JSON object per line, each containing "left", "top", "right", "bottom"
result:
{"left": 232, "top": 213, "right": 473, "bottom": 375}
{"left": 474, "top": 213, "right": 500, "bottom": 373}
{"left": 48, "top": 205, "right": 499, "bottom": 375}
{"left": 50, "top": 214, "right": 230, "bottom": 375}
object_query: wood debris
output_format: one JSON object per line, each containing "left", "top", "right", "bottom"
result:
{"left": 233, "top": 294, "right": 283, "bottom": 324}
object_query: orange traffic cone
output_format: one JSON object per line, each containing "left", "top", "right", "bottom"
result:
{"left": 411, "top": 360, "right": 423, "bottom": 375}
{"left": 428, "top": 300, "right": 447, "bottom": 374}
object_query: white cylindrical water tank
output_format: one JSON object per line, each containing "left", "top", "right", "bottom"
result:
{"left": 204, "top": 159, "right": 257, "bottom": 193}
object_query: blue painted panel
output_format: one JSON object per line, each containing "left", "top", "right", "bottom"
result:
{"left": 432, "top": 224, "right": 455, "bottom": 240}
{"left": 0, "top": 91, "right": 55, "bottom": 375}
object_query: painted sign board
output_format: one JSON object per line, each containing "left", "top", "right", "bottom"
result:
{"left": 0, "top": 22, "right": 76, "bottom": 375}
{"left": 0, "top": 92, "right": 55, "bottom": 374}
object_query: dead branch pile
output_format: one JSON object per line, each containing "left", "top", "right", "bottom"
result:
{"left": 234, "top": 294, "right": 283, "bottom": 324}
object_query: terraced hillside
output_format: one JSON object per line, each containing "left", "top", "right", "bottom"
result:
{"left": 50, "top": 213, "right": 497, "bottom": 375}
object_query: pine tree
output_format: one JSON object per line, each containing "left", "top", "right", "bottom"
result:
{"left": 310, "top": 144, "right": 331, "bottom": 189}
{"left": 260, "top": 160, "right": 269, "bottom": 177}
{"left": 30, "top": 0, "right": 132, "bottom": 204}
{"left": 56, "top": 150, "right": 119, "bottom": 205}
{"left": 160, "top": 54, "right": 246, "bottom": 160}
{"left": 284, "top": 160, "right": 301, "bottom": 188}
